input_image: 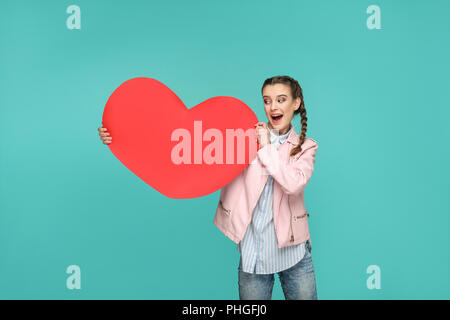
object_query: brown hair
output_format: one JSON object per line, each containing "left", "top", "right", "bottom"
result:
{"left": 261, "top": 75, "right": 307, "bottom": 157}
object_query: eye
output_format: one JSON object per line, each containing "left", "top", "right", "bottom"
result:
{"left": 264, "top": 98, "right": 285, "bottom": 104}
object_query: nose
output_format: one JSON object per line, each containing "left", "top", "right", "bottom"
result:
{"left": 269, "top": 102, "right": 280, "bottom": 112}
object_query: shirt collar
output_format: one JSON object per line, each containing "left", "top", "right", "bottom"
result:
{"left": 269, "top": 123, "right": 293, "bottom": 145}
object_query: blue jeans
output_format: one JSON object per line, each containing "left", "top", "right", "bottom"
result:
{"left": 238, "top": 239, "right": 318, "bottom": 300}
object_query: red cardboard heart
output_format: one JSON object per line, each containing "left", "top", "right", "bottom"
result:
{"left": 102, "top": 77, "right": 259, "bottom": 199}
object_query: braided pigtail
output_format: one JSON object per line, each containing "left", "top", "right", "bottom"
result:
{"left": 289, "top": 80, "right": 307, "bottom": 157}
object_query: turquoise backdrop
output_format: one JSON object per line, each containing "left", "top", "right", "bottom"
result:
{"left": 1, "top": 0, "right": 449, "bottom": 299}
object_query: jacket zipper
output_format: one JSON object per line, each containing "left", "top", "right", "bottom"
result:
{"left": 288, "top": 195, "right": 294, "bottom": 242}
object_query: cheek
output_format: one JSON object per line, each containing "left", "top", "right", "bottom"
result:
{"left": 283, "top": 110, "right": 294, "bottom": 122}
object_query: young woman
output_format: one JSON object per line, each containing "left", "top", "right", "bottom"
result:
{"left": 213, "top": 75, "right": 318, "bottom": 300}
{"left": 98, "top": 75, "right": 319, "bottom": 300}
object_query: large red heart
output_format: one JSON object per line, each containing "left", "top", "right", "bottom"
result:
{"left": 102, "top": 77, "right": 259, "bottom": 199}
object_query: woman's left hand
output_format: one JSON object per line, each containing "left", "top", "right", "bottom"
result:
{"left": 254, "top": 122, "right": 270, "bottom": 148}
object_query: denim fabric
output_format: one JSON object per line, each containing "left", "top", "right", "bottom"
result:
{"left": 238, "top": 239, "right": 317, "bottom": 300}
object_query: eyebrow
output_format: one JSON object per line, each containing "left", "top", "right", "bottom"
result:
{"left": 263, "top": 94, "right": 288, "bottom": 98}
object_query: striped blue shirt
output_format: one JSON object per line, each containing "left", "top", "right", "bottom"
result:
{"left": 237, "top": 123, "right": 306, "bottom": 274}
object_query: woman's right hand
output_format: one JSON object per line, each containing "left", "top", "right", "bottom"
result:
{"left": 98, "top": 126, "right": 112, "bottom": 145}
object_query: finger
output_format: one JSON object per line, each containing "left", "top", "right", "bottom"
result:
{"left": 256, "top": 122, "right": 268, "bottom": 130}
{"left": 256, "top": 126, "right": 266, "bottom": 133}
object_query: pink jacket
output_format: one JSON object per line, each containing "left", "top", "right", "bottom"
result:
{"left": 213, "top": 127, "right": 318, "bottom": 249}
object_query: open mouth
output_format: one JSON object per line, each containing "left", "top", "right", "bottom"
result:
{"left": 271, "top": 114, "right": 283, "bottom": 123}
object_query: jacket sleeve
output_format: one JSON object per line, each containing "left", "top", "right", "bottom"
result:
{"left": 256, "top": 140, "right": 318, "bottom": 196}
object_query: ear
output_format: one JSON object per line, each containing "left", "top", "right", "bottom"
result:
{"left": 294, "top": 97, "right": 301, "bottom": 111}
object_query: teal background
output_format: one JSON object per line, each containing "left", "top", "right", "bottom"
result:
{"left": 1, "top": 0, "right": 449, "bottom": 299}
